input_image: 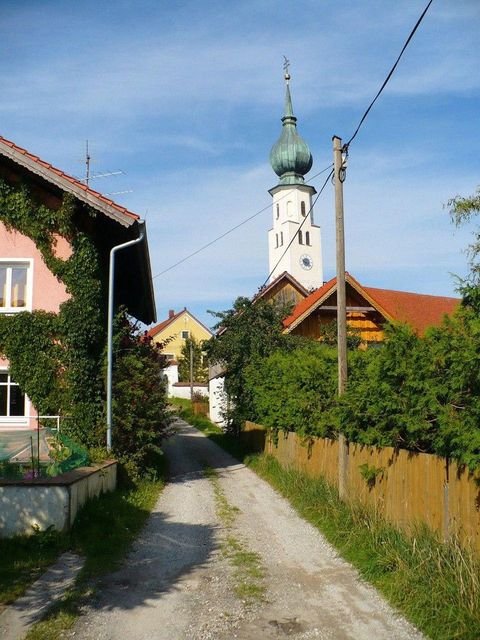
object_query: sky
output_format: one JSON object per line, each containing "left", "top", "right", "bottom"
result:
{"left": 1, "top": 0, "right": 479, "bottom": 329}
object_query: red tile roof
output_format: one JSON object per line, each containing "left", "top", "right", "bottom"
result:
{"left": 363, "top": 286, "right": 460, "bottom": 335}
{"left": 147, "top": 310, "right": 183, "bottom": 337}
{"left": 284, "top": 274, "right": 460, "bottom": 335}
{"left": 148, "top": 308, "right": 213, "bottom": 338}
{"left": 0, "top": 135, "right": 139, "bottom": 226}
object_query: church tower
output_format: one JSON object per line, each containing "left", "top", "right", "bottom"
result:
{"left": 268, "top": 66, "right": 323, "bottom": 290}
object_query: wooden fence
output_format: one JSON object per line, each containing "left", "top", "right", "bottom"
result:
{"left": 243, "top": 422, "right": 480, "bottom": 554}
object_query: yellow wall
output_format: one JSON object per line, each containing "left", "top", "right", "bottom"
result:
{"left": 151, "top": 312, "right": 212, "bottom": 361}
{"left": 291, "top": 308, "right": 385, "bottom": 343}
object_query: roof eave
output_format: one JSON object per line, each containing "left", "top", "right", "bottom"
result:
{"left": 0, "top": 141, "right": 137, "bottom": 228}
{"left": 284, "top": 274, "right": 396, "bottom": 333}
{"left": 136, "top": 222, "right": 157, "bottom": 325}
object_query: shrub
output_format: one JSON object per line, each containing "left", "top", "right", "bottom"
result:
{"left": 245, "top": 342, "right": 338, "bottom": 438}
{"left": 110, "top": 313, "right": 170, "bottom": 480}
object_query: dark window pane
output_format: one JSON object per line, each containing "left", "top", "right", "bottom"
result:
{"left": 0, "top": 386, "right": 7, "bottom": 415}
{"left": 0, "top": 373, "right": 8, "bottom": 383}
{"left": 9, "top": 385, "right": 25, "bottom": 416}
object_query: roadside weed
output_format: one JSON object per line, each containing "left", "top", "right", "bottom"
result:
{"left": 205, "top": 467, "right": 266, "bottom": 604}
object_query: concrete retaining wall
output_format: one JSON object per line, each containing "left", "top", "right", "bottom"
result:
{"left": 0, "top": 461, "right": 117, "bottom": 537}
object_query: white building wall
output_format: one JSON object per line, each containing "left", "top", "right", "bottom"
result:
{"left": 164, "top": 362, "right": 179, "bottom": 397}
{"left": 209, "top": 376, "right": 227, "bottom": 428}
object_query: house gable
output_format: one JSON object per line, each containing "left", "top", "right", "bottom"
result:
{"left": 254, "top": 271, "right": 309, "bottom": 310}
{"left": 0, "top": 136, "right": 156, "bottom": 324}
{"left": 284, "top": 273, "right": 459, "bottom": 341}
{"left": 149, "top": 309, "right": 213, "bottom": 362}
{"left": 0, "top": 135, "right": 158, "bottom": 433}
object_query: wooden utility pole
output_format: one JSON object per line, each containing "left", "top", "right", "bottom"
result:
{"left": 333, "top": 135, "right": 348, "bottom": 500}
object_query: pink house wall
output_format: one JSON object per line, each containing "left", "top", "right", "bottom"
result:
{"left": 0, "top": 222, "right": 71, "bottom": 430}
{"left": 0, "top": 223, "right": 70, "bottom": 312}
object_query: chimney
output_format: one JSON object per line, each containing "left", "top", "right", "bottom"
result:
{"left": 168, "top": 309, "right": 175, "bottom": 319}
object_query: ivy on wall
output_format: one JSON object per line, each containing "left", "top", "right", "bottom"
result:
{"left": 0, "top": 178, "right": 106, "bottom": 445}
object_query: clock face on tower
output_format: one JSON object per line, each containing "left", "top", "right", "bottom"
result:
{"left": 300, "top": 254, "right": 313, "bottom": 270}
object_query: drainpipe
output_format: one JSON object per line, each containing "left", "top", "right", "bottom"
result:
{"left": 106, "top": 221, "right": 145, "bottom": 451}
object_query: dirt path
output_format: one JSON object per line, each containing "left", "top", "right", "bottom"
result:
{"left": 71, "top": 420, "right": 424, "bottom": 640}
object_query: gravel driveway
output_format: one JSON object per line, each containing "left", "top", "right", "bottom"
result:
{"left": 71, "top": 419, "right": 424, "bottom": 640}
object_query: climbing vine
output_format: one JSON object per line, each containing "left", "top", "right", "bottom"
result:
{"left": 0, "top": 178, "right": 106, "bottom": 446}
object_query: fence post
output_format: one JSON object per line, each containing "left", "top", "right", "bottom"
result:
{"left": 443, "top": 457, "right": 450, "bottom": 542}
{"left": 338, "top": 434, "right": 348, "bottom": 499}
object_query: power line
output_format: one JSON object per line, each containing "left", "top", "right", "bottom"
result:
{"left": 152, "top": 2, "right": 434, "bottom": 282}
{"left": 345, "top": 0, "right": 434, "bottom": 149}
{"left": 153, "top": 203, "right": 271, "bottom": 279}
{"left": 261, "top": 167, "right": 334, "bottom": 289}
{"left": 152, "top": 163, "right": 333, "bottom": 279}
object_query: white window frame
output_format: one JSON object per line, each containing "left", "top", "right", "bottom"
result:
{"left": 0, "top": 369, "right": 29, "bottom": 425}
{"left": 0, "top": 259, "right": 33, "bottom": 313}
{"left": 181, "top": 330, "right": 190, "bottom": 339}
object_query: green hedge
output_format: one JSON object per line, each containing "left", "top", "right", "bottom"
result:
{"left": 245, "top": 309, "right": 480, "bottom": 469}
{"left": 245, "top": 343, "right": 338, "bottom": 438}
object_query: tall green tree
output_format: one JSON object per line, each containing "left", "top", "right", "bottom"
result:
{"left": 205, "top": 296, "right": 295, "bottom": 431}
{"left": 111, "top": 313, "right": 170, "bottom": 479}
{"left": 178, "top": 336, "right": 208, "bottom": 383}
{"left": 448, "top": 186, "right": 480, "bottom": 309}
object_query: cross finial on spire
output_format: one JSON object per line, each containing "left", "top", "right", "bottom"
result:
{"left": 283, "top": 55, "right": 291, "bottom": 83}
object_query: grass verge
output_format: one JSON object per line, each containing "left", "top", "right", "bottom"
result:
{"left": 205, "top": 467, "right": 265, "bottom": 604}
{"left": 0, "top": 464, "right": 165, "bottom": 640}
{"left": 0, "top": 528, "right": 68, "bottom": 607}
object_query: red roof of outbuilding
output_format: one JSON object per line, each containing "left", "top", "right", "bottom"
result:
{"left": 283, "top": 276, "right": 337, "bottom": 328}
{"left": 363, "top": 286, "right": 459, "bottom": 335}
{"left": 284, "top": 274, "right": 460, "bottom": 335}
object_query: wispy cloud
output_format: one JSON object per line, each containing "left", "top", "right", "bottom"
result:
{"left": 0, "top": 1, "right": 478, "bottom": 326}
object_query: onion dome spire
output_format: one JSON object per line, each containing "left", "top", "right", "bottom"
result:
{"left": 270, "top": 61, "right": 313, "bottom": 185}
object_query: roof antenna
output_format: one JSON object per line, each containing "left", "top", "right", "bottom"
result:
{"left": 81, "top": 140, "right": 132, "bottom": 196}
{"left": 85, "top": 140, "right": 91, "bottom": 186}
